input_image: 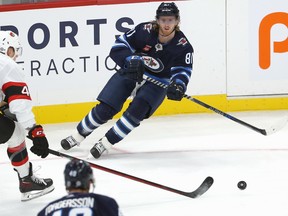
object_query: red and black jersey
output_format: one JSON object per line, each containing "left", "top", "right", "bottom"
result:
{"left": 0, "top": 54, "right": 35, "bottom": 129}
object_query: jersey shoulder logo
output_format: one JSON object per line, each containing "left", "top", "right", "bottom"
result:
{"left": 177, "top": 37, "right": 188, "bottom": 46}
{"left": 143, "top": 23, "right": 153, "bottom": 33}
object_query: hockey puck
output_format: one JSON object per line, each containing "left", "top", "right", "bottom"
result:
{"left": 237, "top": 181, "right": 247, "bottom": 190}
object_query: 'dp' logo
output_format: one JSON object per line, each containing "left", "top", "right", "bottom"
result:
{"left": 259, "top": 12, "right": 288, "bottom": 69}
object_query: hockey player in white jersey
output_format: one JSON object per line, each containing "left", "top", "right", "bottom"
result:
{"left": 0, "top": 30, "right": 54, "bottom": 201}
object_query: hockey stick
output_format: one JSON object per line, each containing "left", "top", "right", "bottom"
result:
{"left": 49, "top": 149, "right": 213, "bottom": 199}
{"left": 143, "top": 74, "right": 288, "bottom": 136}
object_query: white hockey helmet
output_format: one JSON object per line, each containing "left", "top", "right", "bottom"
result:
{"left": 0, "top": 30, "right": 23, "bottom": 58}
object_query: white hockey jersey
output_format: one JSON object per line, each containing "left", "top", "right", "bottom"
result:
{"left": 0, "top": 53, "right": 36, "bottom": 129}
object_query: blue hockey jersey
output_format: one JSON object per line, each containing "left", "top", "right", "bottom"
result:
{"left": 37, "top": 192, "right": 122, "bottom": 216}
{"left": 110, "top": 21, "right": 193, "bottom": 86}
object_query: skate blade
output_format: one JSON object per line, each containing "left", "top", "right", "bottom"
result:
{"left": 21, "top": 185, "right": 55, "bottom": 201}
{"left": 86, "top": 149, "right": 109, "bottom": 160}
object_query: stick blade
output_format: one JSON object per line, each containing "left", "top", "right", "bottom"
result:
{"left": 187, "top": 176, "right": 214, "bottom": 198}
{"left": 265, "top": 117, "right": 288, "bottom": 135}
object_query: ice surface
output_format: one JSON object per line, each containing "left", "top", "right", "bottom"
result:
{"left": 1, "top": 110, "right": 288, "bottom": 216}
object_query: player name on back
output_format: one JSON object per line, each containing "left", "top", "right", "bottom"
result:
{"left": 45, "top": 197, "right": 94, "bottom": 215}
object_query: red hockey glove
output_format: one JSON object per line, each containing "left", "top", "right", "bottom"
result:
{"left": 27, "top": 125, "right": 49, "bottom": 158}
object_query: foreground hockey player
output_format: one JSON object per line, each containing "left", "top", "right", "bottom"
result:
{"left": 0, "top": 30, "right": 54, "bottom": 201}
{"left": 61, "top": 2, "right": 193, "bottom": 158}
{"left": 37, "top": 159, "right": 123, "bottom": 216}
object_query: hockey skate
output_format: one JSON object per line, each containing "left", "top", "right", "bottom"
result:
{"left": 90, "top": 137, "right": 112, "bottom": 159}
{"left": 61, "top": 132, "right": 84, "bottom": 150}
{"left": 15, "top": 162, "right": 54, "bottom": 201}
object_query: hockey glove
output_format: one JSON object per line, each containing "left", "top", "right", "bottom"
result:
{"left": 167, "top": 80, "right": 186, "bottom": 101}
{"left": 27, "top": 125, "right": 49, "bottom": 158}
{"left": 119, "top": 55, "right": 144, "bottom": 83}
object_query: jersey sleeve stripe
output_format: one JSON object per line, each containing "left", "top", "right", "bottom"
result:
{"left": 7, "top": 95, "right": 31, "bottom": 103}
{"left": 2, "top": 81, "right": 27, "bottom": 91}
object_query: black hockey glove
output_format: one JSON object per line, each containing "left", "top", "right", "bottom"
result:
{"left": 167, "top": 80, "right": 186, "bottom": 101}
{"left": 119, "top": 55, "right": 144, "bottom": 83}
{"left": 27, "top": 125, "right": 49, "bottom": 158}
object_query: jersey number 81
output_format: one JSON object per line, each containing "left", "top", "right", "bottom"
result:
{"left": 185, "top": 52, "right": 193, "bottom": 65}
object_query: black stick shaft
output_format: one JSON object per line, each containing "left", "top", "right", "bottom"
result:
{"left": 48, "top": 149, "right": 200, "bottom": 198}
{"left": 144, "top": 75, "right": 267, "bottom": 135}
{"left": 185, "top": 95, "right": 266, "bottom": 135}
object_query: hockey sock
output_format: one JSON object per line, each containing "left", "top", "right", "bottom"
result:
{"left": 6, "top": 123, "right": 30, "bottom": 178}
{"left": 77, "top": 103, "right": 117, "bottom": 137}
{"left": 105, "top": 98, "right": 150, "bottom": 144}
{"left": 8, "top": 143, "right": 30, "bottom": 178}
{"left": 106, "top": 111, "right": 140, "bottom": 144}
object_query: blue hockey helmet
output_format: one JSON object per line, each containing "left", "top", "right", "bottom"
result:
{"left": 64, "top": 159, "right": 95, "bottom": 191}
{"left": 156, "top": 2, "right": 179, "bottom": 19}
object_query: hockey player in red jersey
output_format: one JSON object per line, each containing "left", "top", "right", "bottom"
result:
{"left": 61, "top": 2, "right": 193, "bottom": 159}
{"left": 0, "top": 30, "right": 54, "bottom": 201}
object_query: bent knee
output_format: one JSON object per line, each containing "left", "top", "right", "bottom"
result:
{"left": 93, "top": 102, "right": 118, "bottom": 122}
{"left": 6, "top": 122, "right": 25, "bottom": 148}
{"left": 126, "top": 98, "right": 151, "bottom": 121}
